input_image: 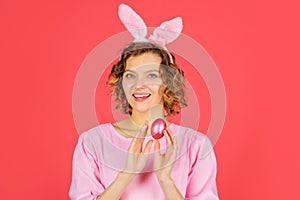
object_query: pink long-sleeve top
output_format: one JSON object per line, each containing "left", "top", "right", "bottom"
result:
{"left": 69, "top": 123, "right": 219, "bottom": 200}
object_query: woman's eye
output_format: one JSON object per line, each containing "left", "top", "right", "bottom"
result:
{"left": 124, "top": 73, "right": 135, "bottom": 79}
{"left": 147, "top": 73, "right": 158, "bottom": 78}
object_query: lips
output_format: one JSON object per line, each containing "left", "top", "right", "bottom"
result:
{"left": 132, "top": 93, "right": 151, "bottom": 102}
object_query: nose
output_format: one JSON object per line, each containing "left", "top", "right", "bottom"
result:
{"left": 133, "top": 75, "right": 147, "bottom": 89}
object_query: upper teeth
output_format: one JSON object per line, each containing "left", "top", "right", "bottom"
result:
{"left": 133, "top": 94, "right": 150, "bottom": 98}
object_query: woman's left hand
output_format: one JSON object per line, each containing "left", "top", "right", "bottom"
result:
{"left": 153, "top": 128, "right": 177, "bottom": 184}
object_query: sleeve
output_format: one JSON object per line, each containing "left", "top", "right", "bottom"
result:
{"left": 69, "top": 135, "right": 105, "bottom": 200}
{"left": 185, "top": 136, "right": 219, "bottom": 200}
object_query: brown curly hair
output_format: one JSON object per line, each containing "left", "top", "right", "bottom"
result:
{"left": 107, "top": 42, "right": 187, "bottom": 116}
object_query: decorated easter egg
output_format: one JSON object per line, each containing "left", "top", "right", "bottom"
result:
{"left": 151, "top": 118, "right": 166, "bottom": 139}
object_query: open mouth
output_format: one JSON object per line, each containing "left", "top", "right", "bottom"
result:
{"left": 132, "top": 93, "right": 151, "bottom": 102}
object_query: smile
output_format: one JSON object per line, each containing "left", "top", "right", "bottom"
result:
{"left": 132, "top": 93, "right": 151, "bottom": 102}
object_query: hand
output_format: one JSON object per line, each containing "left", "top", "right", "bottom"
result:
{"left": 123, "top": 121, "right": 153, "bottom": 176}
{"left": 153, "top": 128, "right": 177, "bottom": 183}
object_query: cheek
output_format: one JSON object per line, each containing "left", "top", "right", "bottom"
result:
{"left": 151, "top": 85, "right": 163, "bottom": 97}
{"left": 122, "top": 81, "right": 130, "bottom": 97}
{"left": 122, "top": 78, "right": 135, "bottom": 90}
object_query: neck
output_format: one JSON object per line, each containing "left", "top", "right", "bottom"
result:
{"left": 130, "top": 107, "right": 166, "bottom": 132}
{"left": 130, "top": 111, "right": 151, "bottom": 126}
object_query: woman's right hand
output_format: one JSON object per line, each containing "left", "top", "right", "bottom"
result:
{"left": 97, "top": 122, "right": 152, "bottom": 200}
{"left": 123, "top": 121, "right": 153, "bottom": 176}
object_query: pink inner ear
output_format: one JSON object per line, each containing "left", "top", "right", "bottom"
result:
{"left": 161, "top": 17, "right": 183, "bottom": 34}
{"left": 150, "top": 17, "right": 183, "bottom": 45}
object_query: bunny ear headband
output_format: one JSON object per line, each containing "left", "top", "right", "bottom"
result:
{"left": 118, "top": 4, "right": 183, "bottom": 63}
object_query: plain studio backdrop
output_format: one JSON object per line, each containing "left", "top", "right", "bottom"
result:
{"left": 1, "top": 0, "right": 299, "bottom": 199}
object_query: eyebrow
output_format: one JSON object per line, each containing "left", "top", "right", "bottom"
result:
{"left": 124, "top": 69, "right": 160, "bottom": 73}
{"left": 124, "top": 69, "right": 135, "bottom": 73}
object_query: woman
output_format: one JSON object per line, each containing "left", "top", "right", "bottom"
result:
{"left": 69, "top": 42, "right": 219, "bottom": 200}
{"left": 69, "top": 4, "right": 219, "bottom": 200}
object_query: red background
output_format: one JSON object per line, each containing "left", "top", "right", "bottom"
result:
{"left": 1, "top": 0, "right": 299, "bottom": 199}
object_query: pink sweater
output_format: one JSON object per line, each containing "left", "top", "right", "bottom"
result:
{"left": 69, "top": 123, "right": 219, "bottom": 200}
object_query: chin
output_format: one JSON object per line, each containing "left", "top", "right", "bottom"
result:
{"left": 132, "top": 107, "right": 151, "bottom": 114}
{"left": 130, "top": 101, "right": 163, "bottom": 114}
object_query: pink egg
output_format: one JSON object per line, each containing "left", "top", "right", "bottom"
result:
{"left": 151, "top": 118, "right": 166, "bottom": 139}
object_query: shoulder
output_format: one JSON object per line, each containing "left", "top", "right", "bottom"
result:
{"left": 170, "top": 123, "right": 207, "bottom": 143}
{"left": 78, "top": 123, "right": 113, "bottom": 145}
{"left": 170, "top": 123, "right": 214, "bottom": 158}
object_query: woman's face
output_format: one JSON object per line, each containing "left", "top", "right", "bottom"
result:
{"left": 122, "top": 52, "right": 164, "bottom": 114}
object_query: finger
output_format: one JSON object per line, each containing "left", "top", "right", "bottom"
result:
{"left": 171, "top": 136, "right": 177, "bottom": 159}
{"left": 131, "top": 121, "right": 148, "bottom": 144}
{"left": 164, "top": 129, "right": 172, "bottom": 146}
{"left": 137, "top": 140, "right": 153, "bottom": 171}
{"left": 136, "top": 121, "right": 149, "bottom": 139}
{"left": 154, "top": 140, "right": 161, "bottom": 157}
{"left": 128, "top": 137, "right": 139, "bottom": 153}
{"left": 154, "top": 139, "right": 160, "bottom": 151}
{"left": 166, "top": 128, "right": 177, "bottom": 150}
{"left": 135, "top": 122, "right": 149, "bottom": 151}
{"left": 173, "top": 136, "right": 177, "bottom": 150}
{"left": 164, "top": 129, "right": 176, "bottom": 158}
{"left": 128, "top": 122, "right": 148, "bottom": 152}
{"left": 153, "top": 140, "right": 162, "bottom": 170}
{"left": 165, "top": 128, "right": 174, "bottom": 144}
{"left": 143, "top": 140, "right": 153, "bottom": 154}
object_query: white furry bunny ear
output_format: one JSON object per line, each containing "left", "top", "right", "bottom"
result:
{"left": 118, "top": 4, "right": 148, "bottom": 42}
{"left": 149, "top": 17, "right": 183, "bottom": 47}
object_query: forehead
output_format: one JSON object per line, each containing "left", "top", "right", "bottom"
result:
{"left": 125, "top": 53, "right": 162, "bottom": 71}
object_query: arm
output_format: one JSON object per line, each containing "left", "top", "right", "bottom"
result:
{"left": 154, "top": 128, "right": 184, "bottom": 200}
{"left": 96, "top": 172, "right": 134, "bottom": 200}
{"left": 185, "top": 136, "right": 219, "bottom": 200}
{"left": 97, "top": 123, "right": 153, "bottom": 199}
{"left": 70, "top": 123, "right": 153, "bottom": 200}
{"left": 158, "top": 178, "right": 184, "bottom": 200}
{"left": 69, "top": 135, "right": 105, "bottom": 200}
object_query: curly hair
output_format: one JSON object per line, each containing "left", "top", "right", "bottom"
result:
{"left": 107, "top": 42, "right": 187, "bottom": 116}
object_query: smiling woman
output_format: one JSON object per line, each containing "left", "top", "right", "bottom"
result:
{"left": 122, "top": 52, "right": 164, "bottom": 116}
{"left": 108, "top": 42, "right": 186, "bottom": 118}
{"left": 69, "top": 4, "right": 219, "bottom": 200}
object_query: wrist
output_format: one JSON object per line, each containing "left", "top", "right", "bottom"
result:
{"left": 118, "top": 171, "right": 135, "bottom": 183}
{"left": 158, "top": 176, "right": 174, "bottom": 187}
